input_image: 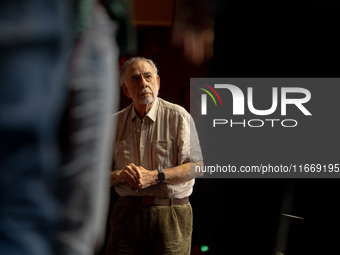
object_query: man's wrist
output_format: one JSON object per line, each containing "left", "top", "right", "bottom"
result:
{"left": 117, "top": 170, "right": 124, "bottom": 184}
{"left": 111, "top": 170, "right": 123, "bottom": 186}
{"left": 148, "top": 170, "right": 158, "bottom": 185}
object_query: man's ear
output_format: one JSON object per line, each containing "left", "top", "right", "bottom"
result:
{"left": 156, "top": 75, "right": 160, "bottom": 89}
{"left": 121, "top": 83, "right": 130, "bottom": 98}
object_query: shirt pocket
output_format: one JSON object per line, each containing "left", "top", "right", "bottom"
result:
{"left": 151, "top": 140, "right": 174, "bottom": 170}
{"left": 112, "top": 140, "right": 133, "bottom": 170}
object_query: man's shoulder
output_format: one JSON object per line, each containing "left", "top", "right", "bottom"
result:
{"left": 111, "top": 103, "right": 132, "bottom": 120}
{"left": 157, "top": 98, "right": 189, "bottom": 117}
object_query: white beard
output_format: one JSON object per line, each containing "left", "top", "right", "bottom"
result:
{"left": 138, "top": 87, "right": 156, "bottom": 105}
{"left": 139, "top": 94, "right": 154, "bottom": 105}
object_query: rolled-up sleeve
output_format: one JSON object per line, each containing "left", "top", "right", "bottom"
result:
{"left": 177, "top": 112, "right": 203, "bottom": 165}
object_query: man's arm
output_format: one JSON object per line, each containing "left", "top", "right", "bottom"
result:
{"left": 164, "top": 161, "right": 204, "bottom": 183}
{"left": 113, "top": 161, "right": 204, "bottom": 191}
{"left": 135, "top": 162, "right": 192, "bottom": 188}
{"left": 163, "top": 162, "right": 191, "bottom": 185}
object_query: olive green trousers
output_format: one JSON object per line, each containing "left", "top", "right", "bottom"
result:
{"left": 106, "top": 199, "right": 193, "bottom": 255}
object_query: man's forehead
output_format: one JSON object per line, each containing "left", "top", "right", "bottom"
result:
{"left": 126, "top": 60, "right": 155, "bottom": 75}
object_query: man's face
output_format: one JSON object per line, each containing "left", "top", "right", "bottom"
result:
{"left": 122, "top": 60, "right": 160, "bottom": 107}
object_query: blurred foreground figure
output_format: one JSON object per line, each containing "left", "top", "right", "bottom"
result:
{"left": 0, "top": 0, "right": 134, "bottom": 254}
{"left": 0, "top": 1, "right": 74, "bottom": 254}
{"left": 54, "top": 2, "right": 120, "bottom": 254}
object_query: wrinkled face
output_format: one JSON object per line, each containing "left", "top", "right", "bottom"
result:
{"left": 122, "top": 60, "right": 160, "bottom": 107}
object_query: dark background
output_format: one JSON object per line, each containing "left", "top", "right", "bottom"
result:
{"left": 99, "top": 1, "right": 340, "bottom": 254}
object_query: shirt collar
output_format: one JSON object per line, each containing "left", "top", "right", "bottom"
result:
{"left": 130, "top": 97, "right": 159, "bottom": 122}
{"left": 146, "top": 97, "right": 158, "bottom": 122}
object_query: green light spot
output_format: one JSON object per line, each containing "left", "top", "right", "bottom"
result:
{"left": 201, "top": 245, "right": 209, "bottom": 252}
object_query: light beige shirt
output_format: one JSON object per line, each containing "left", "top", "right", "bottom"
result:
{"left": 112, "top": 97, "right": 203, "bottom": 198}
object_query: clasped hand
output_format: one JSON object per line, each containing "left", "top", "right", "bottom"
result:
{"left": 119, "top": 163, "right": 157, "bottom": 191}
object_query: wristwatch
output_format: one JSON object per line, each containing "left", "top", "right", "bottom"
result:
{"left": 157, "top": 169, "right": 165, "bottom": 183}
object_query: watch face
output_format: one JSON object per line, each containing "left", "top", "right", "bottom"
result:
{"left": 158, "top": 170, "right": 165, "bottom": 182}
{"left": 159, "top": 173, "right": 165, "bottom": 180}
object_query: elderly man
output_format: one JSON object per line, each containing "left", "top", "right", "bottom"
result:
{"left": 106, "top": 57, "right": 203, "bottom": 254}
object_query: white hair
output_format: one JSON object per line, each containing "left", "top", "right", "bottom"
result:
{"left": 119, "top": 57, "right": 158, "bottom": 86}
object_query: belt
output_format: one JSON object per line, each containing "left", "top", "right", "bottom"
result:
{"left": 119, "top": 196, "right": 189, "bottom": 206}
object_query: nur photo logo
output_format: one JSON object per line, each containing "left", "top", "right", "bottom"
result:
{"left": 197, "top": 82, "right": 312, "bottom": 128}
{"left": 196, "top": 82, "right": 222, "bottom": 115}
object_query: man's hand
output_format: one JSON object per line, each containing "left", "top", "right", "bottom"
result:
{"left": 110, "top": 163, "right": 141, "bottom": 190}
{"left": 133, "top": 165, "right": 158, "bottom": 190}
{"left": 110, "top": 163, "right": 158, "bottom": 191}
{"left": 119, "top": 163, "right": 142, "bottom": 191}
{"left": 123, "top": 163, "right": 159, "bottom": 190}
